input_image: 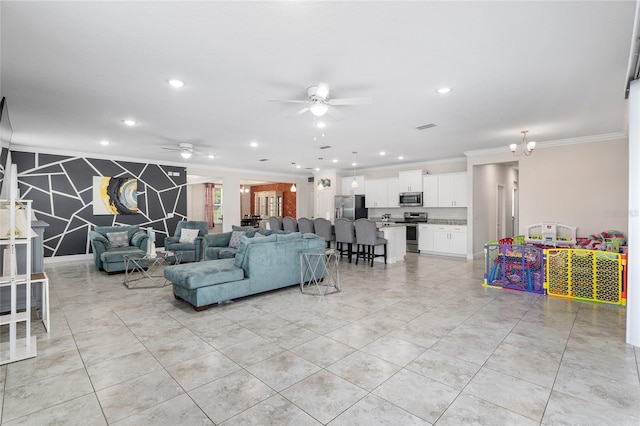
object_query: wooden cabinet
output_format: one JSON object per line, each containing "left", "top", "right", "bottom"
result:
{"left": 365, "top": 178, "right": 398, "bottom": 208}
{"left": 341, "top": 175, "right": 365, "bottom": 195}
{"left": 398, "top": 170, "right": 423, "bottom": 193}
{"left": 422, "top": 172, "right": 467, "bottom": 207}
{"left": 254, "top": 191, "right": 283, "bottom": 217}
{"left": 419, "top": 224, "right": 467, "bottom": 257}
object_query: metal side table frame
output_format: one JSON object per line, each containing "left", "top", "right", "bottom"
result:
{"left": 123, "top": 251, "right": 183, "bottom": 288}
{"left": 300, "top": 249, "right": 340, "bottom": 296}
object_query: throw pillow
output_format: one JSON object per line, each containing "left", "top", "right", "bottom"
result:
{"left": 179, "top": 228, "right": 200, "bottom": 244}
{"left": 253, "top": 232, "right": 266, "bottom": 238}
{"left": 106, "top": 231, "right": 129, "bottom": 248}
{"left": 229, "top": 230, "right": 246, "bottom": 248}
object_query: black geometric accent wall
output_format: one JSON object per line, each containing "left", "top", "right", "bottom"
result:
{"left": 6, "top": 149, "right": 187, "bottom": 258}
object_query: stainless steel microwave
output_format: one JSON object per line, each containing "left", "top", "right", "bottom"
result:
{"left": 399, "top": 192, "right": 423, "bottom": 207}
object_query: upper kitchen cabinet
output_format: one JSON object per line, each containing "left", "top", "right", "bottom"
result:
{"left": 341, "top": 175, "right": 365, "bottom": 195}
{"left": 365, "top": 178, "right": 398, "bottom": 208}
{"left": 422, "top": 172, "right": 468, "bottom": 208}
{"left": 397, "top": 170, "right": 423, "bottom": 193}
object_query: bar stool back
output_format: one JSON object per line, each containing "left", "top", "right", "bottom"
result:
{"left": 334, "top": 218, "right": 356, "bottom": 263}
{"left": 354, "top": 218, "right": 387, "bottom": 266}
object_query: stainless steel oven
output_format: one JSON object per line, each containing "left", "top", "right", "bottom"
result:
{"left": 395, "top": 212, "right": 427, "bottom": 253}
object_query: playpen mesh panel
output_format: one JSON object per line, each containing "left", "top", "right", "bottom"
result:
{"left": 545, "top": 248, "right": 624, "bottom": 306}
{"left": 483, "top": 244, "right": 545, "bottom": 294}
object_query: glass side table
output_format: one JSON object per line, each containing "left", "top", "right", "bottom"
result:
{"left": 300, "top": 249, "right": 340, "bottom": 296}
{"left": 123, "top": 251, "right": 183, "bottom": 289}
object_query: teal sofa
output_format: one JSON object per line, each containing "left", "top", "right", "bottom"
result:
{"left": 89, "top": 225, "right": 149, "bottom": 273}
{"left": 203, "top": 226, "right": 275, "bottom": 261}
{"left": 165, "top": 232, "right": 325, "bottom": 310}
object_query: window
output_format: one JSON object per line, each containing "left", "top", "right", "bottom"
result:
{"left": 213, "top": 187, "right": 223, "bottom": 223}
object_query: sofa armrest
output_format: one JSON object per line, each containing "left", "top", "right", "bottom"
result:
{"left": 165, "top": 236, "right": 180, "bottom": 246}
{"left": 89, "top": 231, "right": 109, "bottom": 269}
{"left": 131, "top": 230, "right": 148, "bottom": 248}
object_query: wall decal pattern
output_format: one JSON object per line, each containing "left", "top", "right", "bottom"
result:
{"left": 2, "top": 148, "right": 187, "bottom": 258}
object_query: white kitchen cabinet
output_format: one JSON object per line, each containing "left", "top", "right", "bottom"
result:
{"left": 419, "top": 224, "right": 467, "bottom": 257}
{"left": 398, "top": 170, "right": 423, "bottom": 193}
{"left": 365, "top": 178, "right": 398, "bottom": 208}
{"left": 422, "top": 172, "right": 468, "bottom": 207}
{"left": 418, "top": 224, "right": 434, "bottom": 251}
{"left": 437, "top": 173, "right": 467, "bottom": 207}
{"left": 341, "top": 175, "right": 365, "bottom": 195}
{"left": 422, "top": 175, "right": 439, "bottom": 207}
{"left": 386, "top": 177, "right": 399, "bottom": 207}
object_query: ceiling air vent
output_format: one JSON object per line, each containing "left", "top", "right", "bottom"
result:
{"left": 415, "top": 123, "right": 436, "bottom": 130}
{"left": 319, "top": 145, "right": 332, "bottom": 150}
{"left": 258, "top": 158, "right": 269, "bottom": 162}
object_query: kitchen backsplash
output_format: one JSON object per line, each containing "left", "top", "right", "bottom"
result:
{"left": 368, "top": 206, "right": 467, "bottom": 221}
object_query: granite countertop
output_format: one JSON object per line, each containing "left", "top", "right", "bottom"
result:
{"left": 427, "top": 219, "right": 467, "bottom": 225}
{"left": 375, "top": 222, "right": 407, "bottom": 227}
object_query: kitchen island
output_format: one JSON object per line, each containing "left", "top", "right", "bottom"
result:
{"left": 373, "top": 222, "right": 406, "bottom": 264}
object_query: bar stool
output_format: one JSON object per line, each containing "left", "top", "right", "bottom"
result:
{"left": 313, "top": 217, "right": 335, "bottom": 249}
{"left": 283, "top": 216, "right": 298, "bottom": 232}
{"left": 268, "top": 216, "right": 283, "bottom": 230}
{"left": 298, "top": 217, "right": 315, "bottom": 234}
{"left": 354, "top": 218, "right": 387, "bottom": 266}
{"left": 334, "top": 218, "right": 355, "bottom": 263}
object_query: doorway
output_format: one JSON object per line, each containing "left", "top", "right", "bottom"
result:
{"left": 497, "top": 184, "right": 507, "bottom": 240}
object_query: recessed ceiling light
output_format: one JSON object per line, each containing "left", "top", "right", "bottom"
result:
{"left": 351, "top": 162, "right": 357, "bottom": 166}
{"left": 437, "top": 87, "right": 452, "bottom": 94}
{"left": 250, "top": 141, "right": 258, "bottom": 148}
{"left": 296, "top": 164, "right": 301, "bottom": 169}
{"left": 168, "top": 79, "right": 185, "bottom": 88}
{"left": 100, "top": 140, "right": 109, "bottom": 146}
{"left": 315, "top": 167, "right": 320, "bottom": 171}
{"left": 208, "top": 154, "right": 215, "bottom": 159}
{"left": 398, "top": 155, "right": 404, "bottom": 160}
{"left": 332, "top": 159, "right": 338, "bottom": 163}
{"left": 123, "top": 119, "right": 137, "bottom": 126}
{"left": 316, "top": 122, "right": 326, "bottom": 129}
{"left": 379, "top": 151, "right": 386, "bottom": 156}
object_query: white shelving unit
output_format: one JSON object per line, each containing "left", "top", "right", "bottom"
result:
{"left": 0, "top": 178, "right": 37, "bottom": 364}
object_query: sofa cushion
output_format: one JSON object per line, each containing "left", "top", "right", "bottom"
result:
{"left": 229, "top": 230, "right": 246, "bottom": 248}
{"left": 107, "top": 231, "right": 129, "bottom": 248}
{"left": 101, "top": 247, "right": 147, "bottom": 264}
{"left": 204, "top": 232, "right": 232, "bottom": 247}
{"left": 218, "top": 247, "right": 238, "bottom": 259}
{"left": 234, "top": 234, "right": 278, "bottom": 267}
{"left": 179, "top": 228, "right": 200, "bottom": 244}
{"left": 165, "top": 259, "right": 244, "bottom": 290}
{"left": 276, "top": 232, "right": 302, "bottom": 241}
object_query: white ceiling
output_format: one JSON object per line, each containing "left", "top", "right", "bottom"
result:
{"left": 1, "top": 1, "right": 637, "bottom": 177}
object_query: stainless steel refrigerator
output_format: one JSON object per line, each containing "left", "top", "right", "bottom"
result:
{"left": 334, "top": 195, "right": 368, "bottom": 220}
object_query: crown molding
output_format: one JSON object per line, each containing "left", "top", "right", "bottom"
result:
{"left": 464, "top": 132, "right": 628, "bottom": 157}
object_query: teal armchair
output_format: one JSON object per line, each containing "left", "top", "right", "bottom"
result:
{"left": 164, "top": 221, "right": 208, "bottom": 262}
{"left": 89, "top": 225, "right": 148, "bottom": 273}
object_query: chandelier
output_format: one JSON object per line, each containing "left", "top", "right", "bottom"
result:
{"left": 509, "top": 130, "right": 536, "bottom": 156}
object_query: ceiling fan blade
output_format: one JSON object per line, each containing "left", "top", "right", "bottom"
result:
{"left": 295, "top": 106, "right": 310, "bottom": 116}
{"left": 267, "top": 99, "right": 309, "bottom": 104}
{"left": 328, "top": 97, "right": 373, "bottom": 106}
{"left": 161, "top": 146, "right": 180, "bottom": 151}
{"left": 316, "top": 82, "right": 330, "bottom": 100}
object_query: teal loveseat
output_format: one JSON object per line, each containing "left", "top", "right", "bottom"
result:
{"left": 165, "top": 232, "right": 325, "bottom": 310}
{"left": 203, "top": 226, "right": 275, "bottom": 261}
{"left": 89, "top": 225, "right": 149, "bottom": 273}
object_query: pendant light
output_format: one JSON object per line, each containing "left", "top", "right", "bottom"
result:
{"left": 351, "top": 151, "right": 359, "bottom": 188}
{"left": 290, "top": 162, "right": 297, "bottom": 193}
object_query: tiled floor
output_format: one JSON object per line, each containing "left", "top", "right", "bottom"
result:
{"left": 1, "top": 253, "right": 640, "bottom": 425}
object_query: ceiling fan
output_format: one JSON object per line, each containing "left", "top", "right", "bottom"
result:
{"left": 161, "top": 142, "right": 197, "bottom": 159}
{"left": 269, "top": 82, "right": 372, "bottom": 117}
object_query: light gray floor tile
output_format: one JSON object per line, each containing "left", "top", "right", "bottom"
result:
{"left": 289, "top": 336, "right": 356, "bottom": 368}
{"left": 326, "top": 350, "right": 401, "bottom": 391}
{"left": 1, "top": 394, "right": 106, "bottom": 426}
{"left": 463, "top": 367, "right": 552, "bottom": 421}
{"left": 324, "top": 323, "right": 388, "bottom": 349}
{"left": 147, "top": 334, "right": 216, "bottom": 367}
{"left": 218, "top": 335, "right": 285, "bottom": 367}
{"left": 406, "top": 349, "right": 481, "bottom": 389}
{"left": 222, "top": 394, "right": 322, "bottom": 426}
{"left": 328, "top": 394, "right": 431, "bottom": 426}
{"left": 96, "top": 369, "right": 184, "bottom": 423}
{"left": 189, "top": 369, "right": 276, "bottom": 424}
{"left": 281, "top": 370, "right": 368, "bottom": 424}
{"left": 2, "top": 367, "right": 94, "bottom": 422}
{"left": 373, "top": 368, "right": 459, "bottom": 423}
{"left": 542, "top": 390, "right": 640, "bottom": 426}
{"left": 166, "top": 350, "right": 241, "bottom": 391}
{"left": 86, "top": 349, "right": 163, "bottom": 390}
{"left": 110, "top": 393, "right": 213, "bottom": 426}
{"left": 361, "top": 335, "right": 427, "bottom": 366}
{"left": 5, "top": 348, "right": 85, "bottom": 389}
{"left": 437, "top": 393, "right": 539, "bottom": 425}
{"left": 246, "top": 351, "right": 321, "bottom": 391}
